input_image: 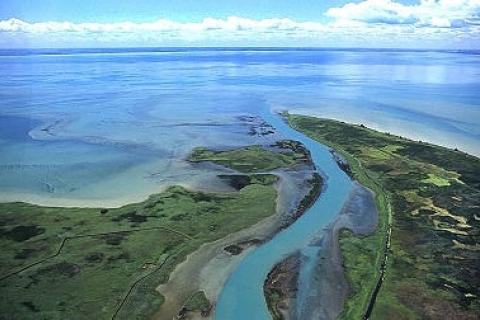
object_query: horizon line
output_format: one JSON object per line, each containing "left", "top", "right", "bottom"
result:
{"left": 2, "top": 46, "right": 480, "bottom": 53}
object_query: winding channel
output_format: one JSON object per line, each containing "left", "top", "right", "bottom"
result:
{"left": 215, "top": 110, "right": 354, "bottom": 319}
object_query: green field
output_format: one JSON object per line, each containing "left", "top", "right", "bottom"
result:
{"left": 287, "top": 114, "right": 479, "bottom": 319}
{"left": 0, "top": 144, "right": 305, "bottom": 320}
{"left": 188, "top": 140, "right": 311, "bottom": 173}
{"left": 183, "top": 291, "right": 210, "bottom": 313}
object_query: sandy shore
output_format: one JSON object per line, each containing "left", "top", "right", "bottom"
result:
{"left": 0, "top": 189, "right": 169, "bottom": 208}
{"left": 0, "top": 163, "right": 236, "bottom": 208}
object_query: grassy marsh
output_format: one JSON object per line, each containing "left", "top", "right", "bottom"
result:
{"left": 188, "top": 140, "right": 310, "bottom": 173}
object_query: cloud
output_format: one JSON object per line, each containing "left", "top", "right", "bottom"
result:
{"left": 326, "top": 0, "right": 480, "bottom": 28}
{"left": 0, "top": 17, "right": 308, "bottom": 34}
{"left": 0, "top": 2, "right": 479, "bottom": 49}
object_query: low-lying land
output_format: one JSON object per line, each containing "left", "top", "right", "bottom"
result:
{"left": 188, "top": 140, "right": 312, "bottom": 173}
{"left": 0, "top": 141, "right": 310, "bottom": 320}
{"left": 264, "top": 253, "right": 301, "bottom": 320}
{"left": 287, "top": 114, "right": 479, "bottom": 319}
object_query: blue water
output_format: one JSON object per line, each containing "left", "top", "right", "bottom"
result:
{"left": 215, "top": 110, "right": 353, "bottom": 319}
{"left": 1, "top": 48, "right": 479, "bottom": 205}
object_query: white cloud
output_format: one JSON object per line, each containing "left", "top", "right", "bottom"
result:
{"left": 326, "top": 0, "right": 480, "bottom": 28}
{"left": 0, "top": 1, "right": 479, "bottom": 49}
{"left": 0, "top": 17, "right": 308, "bottom": 34}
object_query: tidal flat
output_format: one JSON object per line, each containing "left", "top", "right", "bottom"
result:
{"left": 2, "top": 49, "right": 480, "bottom": 210}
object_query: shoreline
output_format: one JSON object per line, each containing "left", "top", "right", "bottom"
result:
{"left": 0, "top": 189, "right": 168, "bottom": 209}
{"left": 0, "top": 168, "right": 237, "bottom": 208}
{"left": 288, "top": 109, "right": 480, "bottom": 158}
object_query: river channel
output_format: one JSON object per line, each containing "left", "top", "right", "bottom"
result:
{"left": 215, "top": 109, "right": 353, "bottom": 319}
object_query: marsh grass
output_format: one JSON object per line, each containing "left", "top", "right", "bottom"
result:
{"left": 188, "top": 143, "right": 307, "bottom": 173}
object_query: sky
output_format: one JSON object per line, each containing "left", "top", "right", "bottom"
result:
{"left": 0, "top": 0, "right": 479, "bottom": 49}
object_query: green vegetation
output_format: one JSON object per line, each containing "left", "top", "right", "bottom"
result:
{"left": 265, "top": 289, "right": 283, "bottom": 320}
{"left": 0, "top": 143, "right": 303, "bottom": 320}
{"left": 188, "top": 141, "right": 310, "bottom": 173}
{"left": 422, "top": 173, "right": 451, "bottom": 187}
{"left": 287, "top": 114, "right": 480, "bottom": 319}
{"left": 218, "top": 173, "right": 279, "bottom": 190}
{"left": 296, "top": 173, "right": 323, "bottom": 215}
{"left": 176, "top": 290, "right": 211, "bottom": 319}
{"left": 184, "top": 291, "right": 210, "bottom": 312}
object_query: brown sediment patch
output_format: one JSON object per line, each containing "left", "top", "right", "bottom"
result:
{"left": 280, "top": 171, "right": 323, "bottom": 229}
{"left": 223, "top": 239, "right": 263, "bottom": 256}
{"left": 264, "top": 252, "right": 301, "bottom": 320}
{"left": 337, "top": 182, "right": 379, "bottom": 235}
{"left": 237, "top": 115, "right": 276, "bottom": 137}
{"left": 396, "top": 285, "right": 478, "bottom": 320}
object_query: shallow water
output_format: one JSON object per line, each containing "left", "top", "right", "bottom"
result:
{"left": 215, "top": 109, "right": 353, "bottom": 319}
{"left": 1, "top": 48, "right": 479, "bottom": 206}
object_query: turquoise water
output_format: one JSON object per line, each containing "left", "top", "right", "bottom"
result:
{"left": 1, "top": 48, "right": 479, "bottom": 204}
{"left": 215, "top": 110, "right": 353, "bottom": 319}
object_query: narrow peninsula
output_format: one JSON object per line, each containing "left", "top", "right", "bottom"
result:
{"left": 286, "top": 113, "right": 479, "bottom": 320}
